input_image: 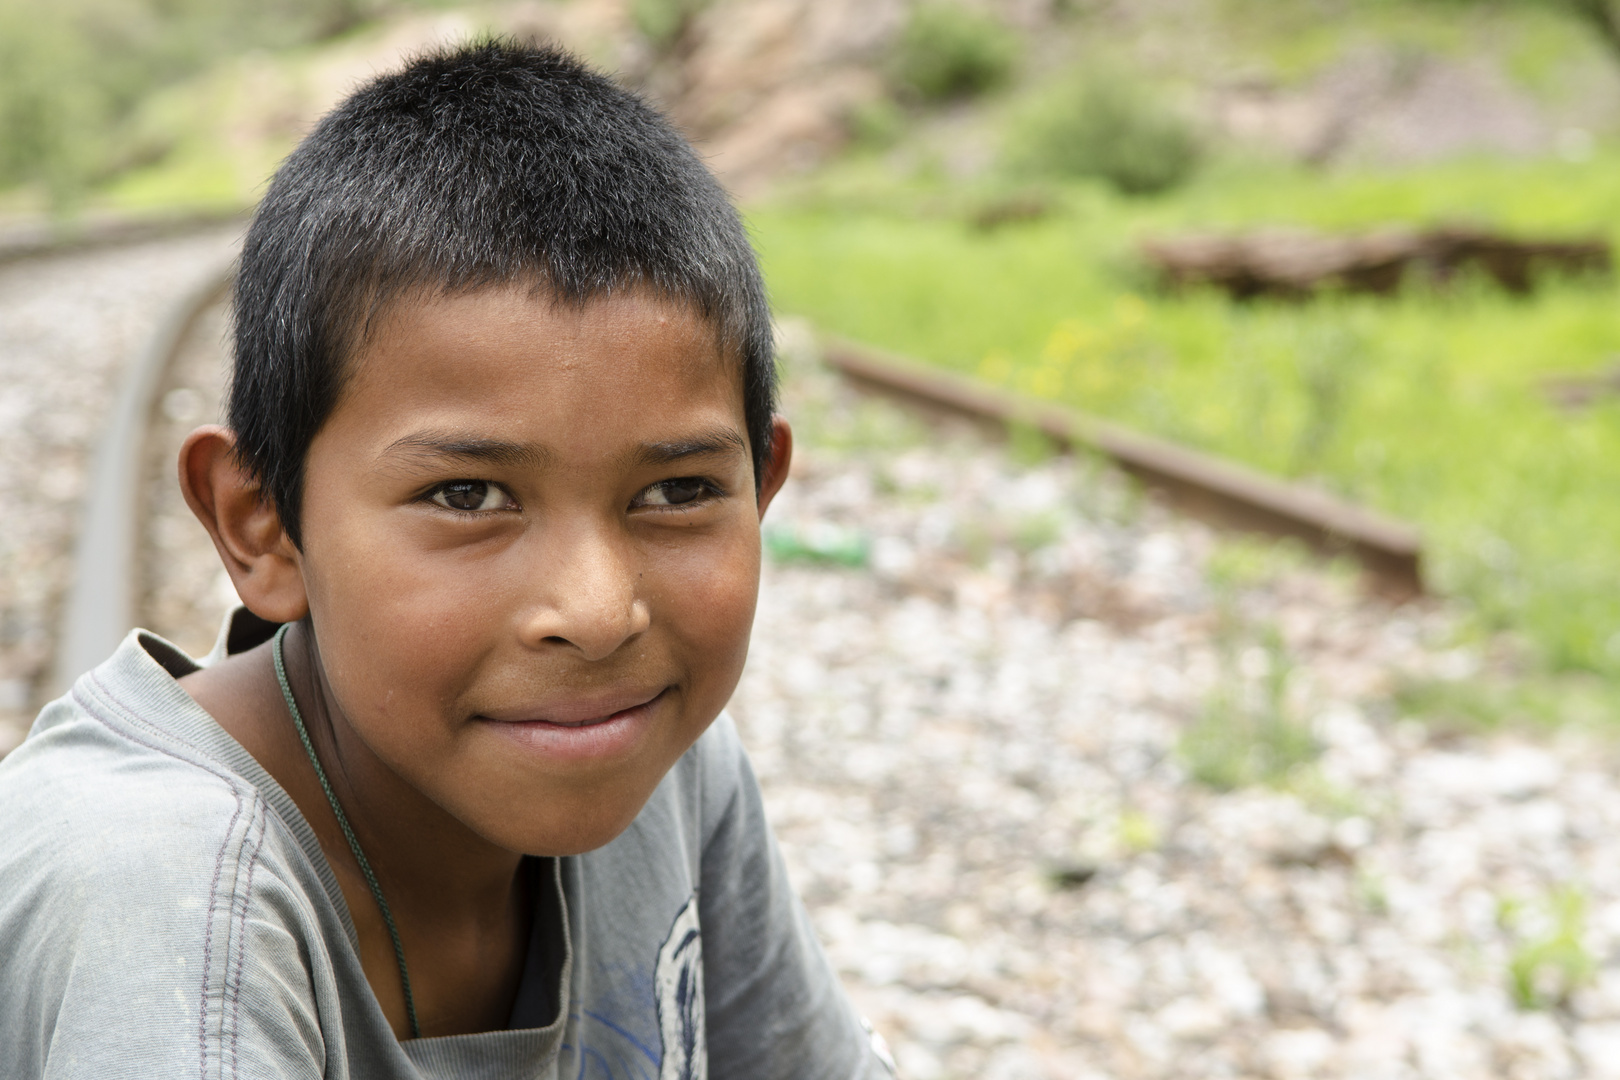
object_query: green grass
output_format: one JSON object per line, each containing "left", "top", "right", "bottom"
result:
{"left": 1181, "top": 621, "right": 1320, "bottom": 791}
{"left": 751, "top": 150, "right": 1620, "bottom": 694}
{"left": 1502, "top": 886, "right": 1597, "bottom": 1009}
{"left": 1205, "top": 0, "right": 1603, "bottom": 91}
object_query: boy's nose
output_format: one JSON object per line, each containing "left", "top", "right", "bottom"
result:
{"left": 515, "top": 524, "right": 650, "bottom": 662}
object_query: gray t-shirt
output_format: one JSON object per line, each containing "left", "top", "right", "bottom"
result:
{"left": 0, "top": 622, "right": 891, "bottom": 1080}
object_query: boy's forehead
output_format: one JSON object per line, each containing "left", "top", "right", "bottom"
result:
{"left": 360, "top": 282, "right": 737, "bottom": 375}
{"left": 336, "top": 283, "right": 749, "bottom": 451}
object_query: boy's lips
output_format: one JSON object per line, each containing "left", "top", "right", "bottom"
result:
{"left": 480, "top": 686, "right": 669, "bottom": 727}
{"left": 476, "top": 687, "right": 670, "bottom": 761}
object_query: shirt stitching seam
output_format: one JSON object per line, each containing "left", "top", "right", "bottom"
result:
{"left": 229, "top": 802, "right": 268, "bottom": 1080}
{"left": 75, "top": 674, "right": 263, "bottom": 1080}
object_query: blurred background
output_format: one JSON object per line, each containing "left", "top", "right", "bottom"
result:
{"left": 11, "top": 1, "right": 1620, "bottom": 1076}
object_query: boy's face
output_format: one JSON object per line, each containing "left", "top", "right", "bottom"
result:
{"left": 290, "top": 285, "right": 785, "bottom": 856}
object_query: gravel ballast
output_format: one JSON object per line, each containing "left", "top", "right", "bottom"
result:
{"left": 731, "top": 332, "right": 1620, "bottom": 1080}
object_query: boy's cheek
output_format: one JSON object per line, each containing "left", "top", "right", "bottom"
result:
{"left": 650, "top": 528, "right": 761, "bottom": 638}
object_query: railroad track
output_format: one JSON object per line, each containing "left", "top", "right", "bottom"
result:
{"left": 52, "top": 268, "right": 232, "bottom": 691}
{"left": 47, "top": 259, "right": 1427, "bottom": 693}
{"left": 0, "top": 209, "right": 246, "bottom": 268}
{"left": 0, "top": 225, "right": 240, "bottom": 752}
{"left": 823, "top": 343, "right": 1423, "bottom": 597}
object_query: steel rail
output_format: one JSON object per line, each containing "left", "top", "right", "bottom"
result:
{"left": 823, "top": 339, "right": 1424, "bottom": 597}
{"left": 0, "top": 210, "right": 248, "bottom": 267}
{"left": 48, "top": 265, "right": 234, "bottom": 695}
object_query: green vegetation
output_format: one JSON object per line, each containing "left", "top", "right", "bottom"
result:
{"left": 1442, "top": 0, "right": 1620, "bottom": 72}
{"left": 0, "top": 0, "right": 434, "bottom": 210}
{"left": 1180, "top": 622, "right": 1320, "bottom": 790}
{"left": 762, "top": 523, "right": 872, "bottom": 568}
{"left": 1115, "top": 808, "right": 1161, "bottom": 854}
{"left": 1501, "top": 887, "right": 1597, "bottom": 1009}
{"left": 1198, "top": 0, "right": 1599, "bottom": 86}
{"left": 1004, "top": 71, "right": 1201, "bottom": 195}
{"left": 889, "top": 3, "right": 1019, "bottom": 102}
{"left": 751, "top": 147, "right": 1620, "bottom": 714}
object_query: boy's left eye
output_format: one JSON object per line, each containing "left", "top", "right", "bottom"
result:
{"left": 429, "top": 480, "right": 513, "bottom": 512}
{"left": 634, "top": 478, "right": 714, "bottom": 508}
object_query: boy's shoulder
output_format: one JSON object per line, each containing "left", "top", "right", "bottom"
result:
{"left": 0, "top": 633, "right": 354, "bottom": 1080}
{"left": 0, "top": 633, "right": 885, "bottom": 1079}
{"left": 0, "top": 630, "right": 323, "bottom": 917}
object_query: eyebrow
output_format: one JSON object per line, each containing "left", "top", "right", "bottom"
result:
{"left": 625, "top": 427, "right": 749, "bottom": 470}
{"left": 379, "top": 432, "right": 552, "bottom": 471}
{"left": 377, "top": 426, "right": 748, "bottom": 473}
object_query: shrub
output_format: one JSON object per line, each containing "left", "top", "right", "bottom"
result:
{"left": 846, "top": 96, "right": 907, "bottom": 149}
{"left": 0, "top": 0, "right": 399, "bottom": 208}
{"left": 1006, "top": 72, "right": 1200, "bottom": 195}
{"left": 891, "top": 3, "right": 1019, "bottom": 102}
{"left": 0, "top": 9, "right": 105, "bottom": 201}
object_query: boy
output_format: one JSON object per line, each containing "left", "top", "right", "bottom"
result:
{"left": 0, "top": 40, "right": 893, "bottom": 1079}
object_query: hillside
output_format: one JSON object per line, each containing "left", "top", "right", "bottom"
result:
{"left": 7, "top": 0, "right": 1620, "bottom": 215}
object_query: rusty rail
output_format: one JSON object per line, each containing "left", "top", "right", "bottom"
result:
{"left": 822, "top": 340, "right": 1424, "bottom": 598}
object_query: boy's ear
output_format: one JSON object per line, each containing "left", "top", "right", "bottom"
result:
{"left": 178, "top": 426, "right": 310, "bottom": 625}
{"left": 755, "top": 415, "right": 793, "bottom": 519}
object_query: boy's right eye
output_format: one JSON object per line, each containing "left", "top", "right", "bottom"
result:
{"left": 428, "top": 481, "right": 514, "bottom": 513}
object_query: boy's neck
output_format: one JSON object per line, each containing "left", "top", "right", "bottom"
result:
{"left": 179, "top": 620, "right": 534, "bottom": 1038}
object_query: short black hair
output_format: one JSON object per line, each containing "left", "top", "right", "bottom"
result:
{"left": 230, "top": 39, "right": 774, "bottom": 547}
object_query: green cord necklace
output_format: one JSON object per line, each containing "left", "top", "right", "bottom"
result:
{"left": 272, "top": 623, "right": 421, "bottom": 1039}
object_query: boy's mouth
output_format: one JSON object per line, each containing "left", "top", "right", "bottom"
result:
{"left": 473, "top": 689, "right": 670, "bottom": 764}
{"left": 475, "top": 687, "right": 671, "bottom": 762}
{"left": 481, "top": 686, "right": 669, "bottom": 727}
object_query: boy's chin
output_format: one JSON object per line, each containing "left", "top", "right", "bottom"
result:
{"left": 458, "top": 776, "right": 671, "bottom": 858}
{"left": 504, "top": 816, "right": 650, "bottom": 859}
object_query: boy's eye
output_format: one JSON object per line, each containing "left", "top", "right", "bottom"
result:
{"left": 429, "top": 481, "right": 513, "bottom": 512}
{"left": 634, "top": 478, "right": 712, "bottom": 508}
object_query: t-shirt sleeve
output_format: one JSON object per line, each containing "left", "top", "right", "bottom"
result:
{"left": 0, "top": 754, "right": 331, "bottom": 1080}
{"left": 45, "top": 853, "right": 328, "bottom": 1080}
{"left": 226, "top": 872, "right": 334, "bottom": 1080}
{"left": 696, "top": 718, "right": 895, "bottom": 1080}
